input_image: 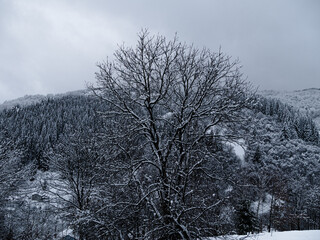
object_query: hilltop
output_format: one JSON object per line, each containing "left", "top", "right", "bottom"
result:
{"left": 0, "top": 89, "right": 88, "bottom": 111}
{"left": 260, "top": 88, "right": 320, "bottom": 127}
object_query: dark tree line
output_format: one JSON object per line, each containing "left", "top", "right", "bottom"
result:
{"left": 0, "top": 95, "right": 106, "bottom": 170}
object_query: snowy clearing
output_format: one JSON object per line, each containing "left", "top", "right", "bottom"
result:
{"left": 211, "top": 230, "right": 320, "bottom": 240}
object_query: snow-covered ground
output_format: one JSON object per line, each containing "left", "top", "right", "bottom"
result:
{"left": 12, "top": 170, "right": 71, "bottom": 209}
{"left": 211, "top": 230, "right": 320, "bottom": 240}
{"left": 227, "top": 139, "right": 246, "bottom": 164}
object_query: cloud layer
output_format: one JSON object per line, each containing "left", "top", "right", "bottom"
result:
{"left": 0, "top": 0, "right": 319, "bottom": 102}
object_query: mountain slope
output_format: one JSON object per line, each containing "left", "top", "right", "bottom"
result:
{"left": 0, "top": 90, "right": 319, "bottom": 238}
{"left": 0, "top": 89, "right": 88, "bottom": 111}
{"left": 260, "top": 88, "right": 320, "bottom": 127}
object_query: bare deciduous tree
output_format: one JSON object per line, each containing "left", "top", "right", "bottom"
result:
{"left": 91, "top": 30, "right": 253, "bottom": 239}
{"left": 48, "top": 132, "right": 102, "bottom": 240}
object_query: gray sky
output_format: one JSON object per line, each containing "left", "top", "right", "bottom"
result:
{"left": 0, "top": 0, "right": 319, "bottom": 103}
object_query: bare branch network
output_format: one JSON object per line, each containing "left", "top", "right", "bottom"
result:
{"left": 89, "top": 30, "right": 254, "bottom": 239}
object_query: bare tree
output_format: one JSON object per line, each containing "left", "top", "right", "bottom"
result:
{"left": 91, "top": 30, "right": 253, "bottom": 239}
{"left": 48, "top": 132, "right": 102, "bottom": 240}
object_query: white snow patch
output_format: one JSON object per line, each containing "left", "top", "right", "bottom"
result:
{"left": 251, "top": 194, "right": 284, "bottom": 216}
{"left": 225, "top": 185, "right": 233, "bottom": 193}
{"left": 251, "top": 193, "right": 272, "bottom": 215}
{"left": 14, "top": 171, "right": 71, "bottom": 209}
{"left": 211, "top": 230, "right": 320, "bottom": 240}
{"left": 57, "top": 227, "right": 74, "bottom": 238}
{"left": 227, "top": 139, "right": 246, "bottom": 163}
{"left": 206, "top": 126, "right": 216, "bottom": 134}
{"left": 162, "top": 112, "right": 174, "bottom": 119}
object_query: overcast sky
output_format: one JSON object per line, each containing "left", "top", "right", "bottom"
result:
{"left": 0, "top": 0, "right": 319, "bottom": 103}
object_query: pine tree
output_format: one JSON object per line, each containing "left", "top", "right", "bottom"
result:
{"left": 235, "top": 200, "right": 257, "bottom": 235}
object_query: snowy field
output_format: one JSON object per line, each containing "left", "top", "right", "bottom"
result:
{"left": 211, "top": 230, "right": 320, "bottom": 240}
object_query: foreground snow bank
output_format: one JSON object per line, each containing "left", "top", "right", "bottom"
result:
{"left": 212, "top": 230, "right": 320, "bottom": 240}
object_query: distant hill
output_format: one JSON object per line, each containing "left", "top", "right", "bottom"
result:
{"left": 0, "top": 94, "right": 46, "bottom": 111}
{"left": 0, "top": 89, "right": 88, "bottom": 111}
{"left": 260, "top": 88, "right": 320, "bottom": 127}
{"left": 2, "top": 88, "right": 319, "bottom": 128}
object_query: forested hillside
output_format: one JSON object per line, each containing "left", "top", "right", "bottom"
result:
{"left": 0, "top": 90, "right": 319, "bottom": 239}
{"left": 0, "top": 94, "right": 105, "bottom": 170}
{"left": 260, "top": 88, "right": 320, "bottom": 128}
